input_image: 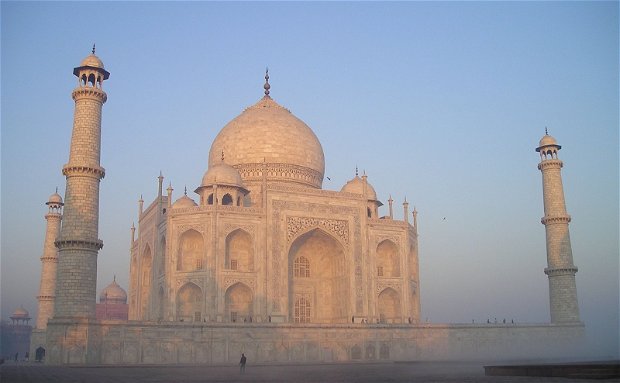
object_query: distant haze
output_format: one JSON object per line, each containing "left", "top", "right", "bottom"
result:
{"left": 1, "top": 2, "right": 617, "bottom": 358}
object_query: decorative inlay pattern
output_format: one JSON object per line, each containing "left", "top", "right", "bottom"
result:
{"left": 287, "top": 216, "right": 349, "bottom": 245}
{"left": 377, "top": 280, "right": 402, "bottom": 294}
{"left": 235, "top": 163, "right": 323, "bottom": 188}
{"left": 223, "top": 223, "right": 256, "bottom": 238}
{"left": 177, "top": 224, "right": 206, "bottom": 235}
{"left": 223, "top": 277, "right": 256, "bottom": 291}
{"left": 376, "top": 235, "right": 401, "bottom": 247}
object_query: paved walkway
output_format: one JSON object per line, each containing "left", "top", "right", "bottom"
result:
{"left": 1, "top": 361, "right": 614, "bottom": 382}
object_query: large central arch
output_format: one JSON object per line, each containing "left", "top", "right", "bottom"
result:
{"left": 288, "top": 228, "right": 348, "bottom": 323}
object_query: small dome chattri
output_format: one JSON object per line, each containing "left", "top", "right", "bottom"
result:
{"left": 99, "top": 278, "right": 127, "bottom": 304}
{"left": 47, "top": 191, "right": 63, "bottom": 205}
{"left": 80, "top": 54, "right": 105, "bottom": 69}
{"left": 73, "top": 45, "right": 110, "bottom": 80}
{"left": 201, "top": 161, "right": 245, "bottom": 189}
{"left": 172, "top": 194, "right": 198, "bottom": 209}
{"left": 539, "top": 134, "right": 558, "bottom": 147}
{"left": 11, "top": 307, "right": 30, "bottom": 319}
{"left": 341, "top": 175, "right": 378, "bottom": 201}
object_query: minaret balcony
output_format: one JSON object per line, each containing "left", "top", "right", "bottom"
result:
{"left": 72, "top": 87, "right": 107, "bottom": 102}
{"left": 544, "top": 266, "right": 578, "bottom": 276}
{"left": 538, "top": 159, "right": 563, "bottom": 171}
{"left": 541, "top": 215, "right": 571, "bottom": 225}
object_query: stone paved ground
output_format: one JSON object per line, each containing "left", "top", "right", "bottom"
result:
{"left": 1, "top": 361, "right": 616, "bottom": 383}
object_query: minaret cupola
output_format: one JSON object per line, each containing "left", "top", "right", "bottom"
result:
{"left": 73, "top": 44, "right": 110, "bottom": 90}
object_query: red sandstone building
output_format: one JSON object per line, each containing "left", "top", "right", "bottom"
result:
{"left": 95, "top": 278, "right": 128, "bottom": 321}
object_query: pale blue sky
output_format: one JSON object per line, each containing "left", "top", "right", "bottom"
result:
{"left": 2, "top": 2, "right": 618, "bottom": 357}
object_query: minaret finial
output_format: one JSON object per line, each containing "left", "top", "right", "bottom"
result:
{"left": 545, "top": 126, "right": 548, "bottom": 135}
{"left": 184, "top": 186, "right": 188, "bottom": 196}
{"left": 264, "top": 67, "right": 270, "bottom": 96}
{"left": 113, "top": 274, "right": 116, "bottom": 282}
{"left": 355, "top": 165, "right": 359, "bottom": 177}
{"left": 92, "top": 44, "right": 96, "bottom": 55}
{"left": 55, "top": 186, "right": 58, "bottom": 194}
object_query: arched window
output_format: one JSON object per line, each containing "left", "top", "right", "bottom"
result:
{"left": 177, "top": 230, "right": 203, "bottom": 271}
{"left": 225, "top": 283, "right": 253, "bottom": 322}
{"left": 176, "top": 283, "right": 203, "bottom": 322}
{"left": 222, "top": 194, "right": 233, "bottom": 206}
{"left": 294, "top": 295, "right": 311, "bottom": 323}
{"left": 376, "top": 240, "right": 400, "bottom": 277}
{"left": 207, "top": 194, "right": 214, "bottom": 205}
{"left": 159, "top": 237, "right": 166, "bottom": 275}
{"left": 367, "top": 207, "right": 372, "bottom": 218}
{"left": 378, "top": 288, "right": 401, "bottom": 323}
{"left": 225, "top": 229, "right": 253, "bottom": 271}
{"left": 294, "top": 256, "right": 310, "bottom": 277}
{"left": 88, "top": 73, "right": 96, "bottom": 87}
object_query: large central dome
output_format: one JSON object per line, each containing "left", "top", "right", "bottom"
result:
{"left": 208, "top": 95, "right": 325, "bottom": 189}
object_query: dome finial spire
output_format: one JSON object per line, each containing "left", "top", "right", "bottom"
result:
{"left": 184, "top": 186, "right": 188, "bottom": 196}
{"left": 545, "top": 126, "right": 548, "bottom": 135}
{"left": 92, "top": 43, "right": 96, "bottom": 55}
{"left": 264, "top": 67, "right": 271, "bottom": 96}
{"left": 355, "top": 165, "right": 359, "bottom": 177}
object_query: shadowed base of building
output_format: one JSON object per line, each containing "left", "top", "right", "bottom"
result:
{"left": 43, "top": 319, "right": 584, "bottom": 365}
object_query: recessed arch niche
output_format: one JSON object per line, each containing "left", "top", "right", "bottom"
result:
{"left": 288, "top": 228, "right": 348, "bottom": 323}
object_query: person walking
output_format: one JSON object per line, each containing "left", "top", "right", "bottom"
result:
{"left": 239, "top": 353, "right": 247, "bottom": 373}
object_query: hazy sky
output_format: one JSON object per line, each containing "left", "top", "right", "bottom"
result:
{"left": 2, "top": 2, "right": 618, "bottom": 357}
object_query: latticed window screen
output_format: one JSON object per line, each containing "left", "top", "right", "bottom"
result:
{"left": 294, "top": 295, "right": 311, "bottom": 323}
{"left": 294, "top": 256, "right": 310, "bottom": 277}
{"left": 230, "top": 311, "right": 237, "bottom": 322}
{"left": 194, "top": 311, "right": 201, "bottom": 322}
{"left": 230, "top": 260, "right": 238, "bottom": 270}
{"left": 196, "top": 258, "right": 203, "bottom": 270}
{"left": 377, "top": 266, "right": 384, "bottom": 276}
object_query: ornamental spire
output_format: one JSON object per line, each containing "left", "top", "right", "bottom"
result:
{"left": 264, "top": 67, "right": 271, "bottom": 96}
{"left": 92, "top": 44, "right": 96, "bottom": 55}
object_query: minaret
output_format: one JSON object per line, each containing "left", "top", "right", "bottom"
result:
{"left": 53, "top": 47, "right": 109, "bottom": 319}
{"left": 536, "top": 132, "right": 580, "bottom": 323}
{"left": 35, "top": 190, "right": 64, "bottom": 329}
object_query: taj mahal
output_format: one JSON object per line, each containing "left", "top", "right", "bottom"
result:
{"left": 30, "top": 49, "right": 584, "bottom": 365}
